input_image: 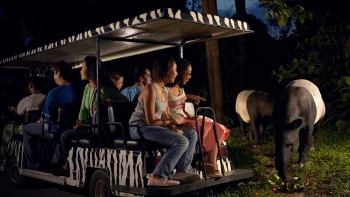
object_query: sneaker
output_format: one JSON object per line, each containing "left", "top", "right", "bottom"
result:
{"left": 172, "top": 172, "right": 199, "bottom": 184}
{"left": 205, "top": 163, "right": 223, "bottom": 178}
{"left": 147, "top": 176, "right": 180, "bottom": 187}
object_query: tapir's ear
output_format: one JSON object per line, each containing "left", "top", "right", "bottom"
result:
{"left": 293, "top": 117, "right": 303, "bottom": 129}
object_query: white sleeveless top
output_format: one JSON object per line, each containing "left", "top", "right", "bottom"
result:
{"left": 129, "top": 83, "right": 168, "bottom": 125}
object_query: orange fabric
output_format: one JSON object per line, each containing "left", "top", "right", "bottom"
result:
{"left": 185, "top": 116, "right": 230, "bottom": 152}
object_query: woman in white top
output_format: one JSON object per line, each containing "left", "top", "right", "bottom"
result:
{"left": 165, "top": 58, "right": 230, "bottom": 178}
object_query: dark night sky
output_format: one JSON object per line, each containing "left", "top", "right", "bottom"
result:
{"left": 0, "top": 0, "right": 187, "bottom": 60}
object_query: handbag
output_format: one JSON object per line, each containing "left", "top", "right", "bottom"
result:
{"left": 181, "top": 102, "right": 195, "bottom": 120}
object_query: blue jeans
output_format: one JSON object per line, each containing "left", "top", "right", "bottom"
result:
{"left": 57, "top": 128, "right": 77, "bottom": 165}
{"left": 23, "top": 123, "right": 49, "bottom": 169}
{"left": 130, "top": 122, "right": 197, "bottom": 179}
{"left": 53, "top": 128, "right": 90, "bottom": 165}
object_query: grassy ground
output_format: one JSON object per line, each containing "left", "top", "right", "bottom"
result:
{"left": 198, "top": 127, "right": 350, "bottom": 197}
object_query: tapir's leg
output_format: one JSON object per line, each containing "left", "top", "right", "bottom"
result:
{"left": 309, "top": 125, "right": 316, "bottom": 150}
{"left": 311, "top": 118, "right": 323, "bottom": 150}
{"left": 298, "top": 124, "right": 314, "bottom": 164}
{"left": 250, "top": 120, "right": 261, "bottom": 145}
{"left": 260, "top": 121, "right": 268, "bottom": 144}
{"left": 237, "top": 114, "right": 247, "bottom": 140}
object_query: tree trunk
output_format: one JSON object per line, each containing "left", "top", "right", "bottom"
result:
{"left": 202, "top": 0, "right": 223, "bottom": 123}
{"left": 235, "top": 0, "right": 248, "bottom": 90}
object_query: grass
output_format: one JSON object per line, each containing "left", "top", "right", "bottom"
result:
{"left": 199, "top": 127, "right": 350, "bottom": 197}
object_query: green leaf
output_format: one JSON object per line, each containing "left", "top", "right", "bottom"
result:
{"left": 335, "top": 120, "right": 346, "bottom": 129}
{"left": 341, "top": 92, "right": 350, "bottom": 102}
{"left": 298, "top": 15, "right": 305, "bottom": 23}
{"left": 344, "top": 76, "right": 350, "bottom": 86}
{"left": 269, "top": 174, "right": 282, "bottom": 183}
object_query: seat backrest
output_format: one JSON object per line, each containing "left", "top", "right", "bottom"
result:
{"left": 23, "top": 110, "right": 42, "bottom": 124}
{"left": 108, "top": 102, "right": 137, "bottom": 139}
{"left": 57, "top": 104, "right": 80, "bottom": 132}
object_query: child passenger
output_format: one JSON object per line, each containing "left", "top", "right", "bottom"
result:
{"left": 165, "top": 58, "right": 230, "bottom": 178}
{"left": 0, "top": 77, "right": 46, "bottom": 159}
{"left": 129, "top": 55, "right": 199, "bottom": 186}
{"left": 23, "top": 61, "right": 81, "bottom": 170}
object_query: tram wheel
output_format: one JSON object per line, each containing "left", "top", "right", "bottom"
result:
{"left": 7, "top": 157, "right": 26, "bottom": 188}
{"left": 89, "top": 169, "right": 112, "bottom": 197}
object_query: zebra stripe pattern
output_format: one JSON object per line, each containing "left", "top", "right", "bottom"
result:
{"left": 7, "top": 140, "right": 22, "bottom": 157}
{"left": 65, "top": 146, "right": 163, "bottom": 195}
{"left": 0, "top": 8, "right": 251, "bottom": 65}
{"left": 1, "top": 141, "right": 24, "bottom": 173}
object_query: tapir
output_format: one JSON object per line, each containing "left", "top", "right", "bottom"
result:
{"left": 273, "top": 79, "right": 326, "bottom": 180}
{"left": 235, "top": 90, "right": 275, "bottom": 145}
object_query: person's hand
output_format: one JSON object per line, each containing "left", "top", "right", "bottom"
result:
{"left": 76, "top": 120, "right": 84, "bottom": 126}
{"left": 172, "top": 128, "right": 183, "bottom": 135}
{"left": 192, "top": 95, "right": 206, "bottom": 105}
{"left": 172, "top": 118, "right": 185, "bottom": 125}
{"left": 179, "top": 121, "right": 195, "bottom": 129}
{"left": 37, "top": 118, "right": 44, "bottom": 123}
{"left": 105, "top": 99, "right": 113, "bottom": 105}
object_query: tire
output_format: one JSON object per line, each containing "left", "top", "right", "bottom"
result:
{"left": 89, "top": 169, "right": 112, "bottom": 197}
{"left": 7, "top": 157, "right": 26, "bottom": 188}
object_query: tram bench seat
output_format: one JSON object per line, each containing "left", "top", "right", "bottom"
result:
{"left": 107, "top": 102, "right": 168, "bottom": 150}
{"left": 37, "top": 105, "right": 79, "bottom": 142}
{"left": 71, "top": 101, "right": 195, "bottom": 150}
{"left": 109, "top": 101, "right": 195, "bottom": 150}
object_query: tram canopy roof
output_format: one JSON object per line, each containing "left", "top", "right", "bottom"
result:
{"left": 0, "top": 8, "right": 253, "bottom": 68}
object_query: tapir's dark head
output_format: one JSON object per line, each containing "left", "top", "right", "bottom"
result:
{"left": 274, "top": 117, "right": 303, "bottom": 180}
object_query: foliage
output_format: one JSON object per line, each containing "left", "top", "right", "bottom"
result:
{"left": 207, "top": 127, "right": 350, "bottom": 196}
{"left": 262, "top": 0, "right": 350, "bottom": 130}
{"left": 259, "top": 0, "right": 313, "bottom": 38}
{"left": 223, "top": 116, "right": 235, "bottom": 130}
{"left": 267, "top": 174, "right": 305, "bottom": 192}
{"left": 259, "top": 0, "right": 313, "bottom": 26}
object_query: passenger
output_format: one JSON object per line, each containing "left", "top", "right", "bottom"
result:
{"left": 165, "top": 58, "right": 230, "bottom": 178}
{"left": 53, "top": 56, "right": 128, "bottom": 175}
{"left": 109, "top": 71, "right": 124, "bottom": 91}
{"left": 120, "top": 68, "right": 152, "bottom": 102}
{"left": 0, "top": 77, "right": 46, "bottom": 159}
{"left": 129, "top": 55, "right": 199, "bottom": 187}
{"left": 23, "top": 61, "right": 80, "bottom": 170}
{"left": 7, "top": 77, "right": 46, "bottom": 116}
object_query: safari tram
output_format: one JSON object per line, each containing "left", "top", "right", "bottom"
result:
{"left": 0, "top": 8, "right": 254, "bottom": 197}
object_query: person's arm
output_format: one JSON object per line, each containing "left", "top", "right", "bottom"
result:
{"left": 16, "top": 97, "right": 31, "bottom": 115}
{"left": 78, "top": 85, "right": 89, "bottom": 122}
{"left": 40, "top": 90, "right": 57, "bottom": 122}
{"left": 8, "top": 106, "right": 17, "bottom": 114}
{"left": 162, "top": 106, "right": 183, "bottom": 135}
{"left": 186, "top": 94, "right": 206, "bottom": 105}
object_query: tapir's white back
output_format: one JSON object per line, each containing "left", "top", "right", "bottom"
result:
{"left": 286, "top": 79, "right": 326, "bottom": 123}
{"left": 235, "top": 90, "right": 255, "bottom": 123}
